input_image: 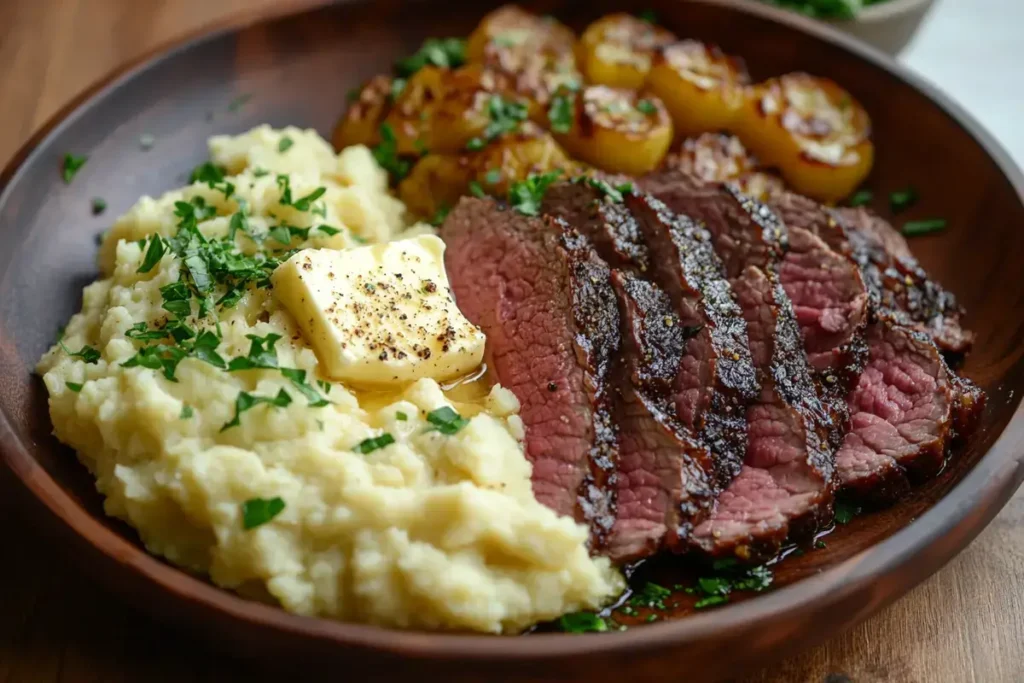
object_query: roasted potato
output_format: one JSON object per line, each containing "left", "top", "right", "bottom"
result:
{"left": 399, "top": 123, "right": 574, "bottom": 219}
{"left": 662, "top": 133, "right": 756, "bottom": 181}
{"left": 576, "top": 13, "right": 677, "bottom": 89}
{"left": 734, "top": 73, "right": 873, "bottom": 202}
{"left": 332, "top": 75, "right": 395, "bottom": 150}
{"left": 466, "top": 5, "right": 581, "bottom": 121}
{"left": 733, "top": 171, "right": 787, "bottom": 202}
{"left": 553, "top": 85, "right": 673, "bottom": 176}
{"left": 646, "top": 40, "right": 750, "bottom": 137}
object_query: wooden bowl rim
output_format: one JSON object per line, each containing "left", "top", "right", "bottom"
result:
{"left": 2, "top": 0, "right": 1023, "bottom": 663}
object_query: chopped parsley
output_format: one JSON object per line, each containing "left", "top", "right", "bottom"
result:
{"left": 558, "top": 612, "right": 608, "bottom": 633}
{"left": 548, "top": 89, "right": 576, "bottom": 134}
{"left": 227, "top": 333, "right": 281, "bottom": 371}
{"left": 317, "top": 380, "right": 332, "bottom": 393}
{"left": 847, "top": 189, "right": 873, "bottom": 207}
{"left": 467, "top": 95, "right": 529, "bottom": 151}
{"left": 430, "top": 205, "right": 451, "bottom": 226}
{"left": 241, "top": 496, "right": 285, "bottom": 529}
{"left": 180, "top": 404, "right": 194, "bottom": 419}
{"left": 833, "top": 499, "right": 861, "bottom": 524}
{"left": 424, "top": 406, "right": 469, "bottom": 435}
{"left": 280, "top": 368, "right": 329, "bottom": 407}
{"left": 815, "top": 539, "right": 827, "bottom": 549}
{"left": 355, "top": 433, "right": 396, "bottom": 454}
{"left": 484, "top": 169, "right": 502, "bottom": 185}
{"left": 137, "top": 236, "right": 166, "bottom": 273}
{"left": 508, "top": 170, "right": 563, "bottom": 216}
{"left": 396, "top": 411, "right": 408, "bottom": 421}
{"left": 390, "top": 78, "right": 407, "bottom": 101}
{"left": 889, "top": 187, "right": 919, "bottom": 213}
{"left": 902, "top": 218, "right": 946, "bottom": 236}
{"left": 91, "top": 197, "right": 107, "bottom": 215}
{"left": 222, "top": 389, "right": 292, "bottom": 431}
{"left": 59, "top": 340, "right": 101, "bottom": 364}
{"left": 189, "top": 162, "right": 226, "bottom": 186}
{"left": 372, "top": 123, "right": 411, "bottom": 181}
{"left": 290, "top": 187, "right": 326, "bottom": 212}
{"left": 315, "top": 225, "right": 341, "bottom": 236}
{"left": 394, "top": 37, "right": 466, "bottom": 77}
{"left": 227, "top": 93, "right": 252, "bottom": 112}
{"left": 125, "top": 322, "right": 169, "bottom": 341}
{"left": 636, "top": 99, "right": 658, "bottom": 115}
{"left": 468, "top": 181, "right": 486, "bottom": 198}
{"left": 278, "top": 136, "right": 294, "bottom": 153}
{"left": 686, "top": 559, "right": 773, "bottom": 609}
{"left": 66, "top": 382, "right": 84, "bottom": 392}
{"left": 62, "top": 153, "right": 87, "bottom": 183}
{"left": 628, "top": 582, "right": 672, "bottom": 610}
{"left": 574, "top": 175, "right": 634, "bottom": 203}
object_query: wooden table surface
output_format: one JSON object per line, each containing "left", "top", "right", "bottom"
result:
{"left": 2, "top": 1, "right": 1022, "bottom": 682}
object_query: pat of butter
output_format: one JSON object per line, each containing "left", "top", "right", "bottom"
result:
{"left": 271, "top": 236, "right": 486, "bottom": 385}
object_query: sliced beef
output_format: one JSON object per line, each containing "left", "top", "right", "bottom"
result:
{"left": 440, "top": 198, "right": 619, "bottom": 541}
{"left": 606, "top": 271, "right": 717, "bottom": 562}
{"left": 542, "top": 182, "right": 649, "bottom": 271}
{"left": 835, "top": 317, "right": 966, "bottom": 503}
{"left": 692, "top": 266, "right": 834, "bottom": 559}
{"left": 625, "top": 192, "right": 760, "bottom": 488}
{"left": 770, "top": 190, "right": 973, "bottom": 355}
{"left": 643, "top": 170, "right": 869, "bottom": 395}
{"left": 637, "top": 175, "right": 839, "bottom": 556}
{"left": 832, "top": 206, "right": 974, "bottom": 355}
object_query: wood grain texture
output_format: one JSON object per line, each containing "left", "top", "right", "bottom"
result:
{"left": 0, "top": 1, "right": 1022, "bottom": 682}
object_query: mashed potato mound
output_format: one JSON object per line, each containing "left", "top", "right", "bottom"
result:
{"left": 37, "top": 125, "right": 623, "bottom": 633}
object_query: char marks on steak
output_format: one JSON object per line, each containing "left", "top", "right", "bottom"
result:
{"left": 606, "top": 271, "right": 718, "bottom": 563}
{"left": 625, "top": 192, "right": 760, "bottom": 488}
{"left": 770, "top": 191, "right": 973, "bottom": 355}
{"left": 542, "top": 182, "right": 650, "bottom": 271}
{"left": 440, "top": 198, "right": 619, "bottom": 542}
{"left": 640, "top": 173, "right": 839, "bottom": 556}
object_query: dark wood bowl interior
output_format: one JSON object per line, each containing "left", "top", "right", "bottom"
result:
{"left": 1, "top": 1, "right": 1022, "bottom": 681}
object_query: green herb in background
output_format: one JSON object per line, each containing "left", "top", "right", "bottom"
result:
{"left": 889, "top": 187, "right": 919, "bottom": 213}
{"left": 241, "top": 496, "right": 286, "bottom": 529}
{"left": 62, "top": 153, "right": 87, "bottom": 184}
{"left": 508, "top": 170, "right": 563, "bottom": 216}
{"left": 355, "top": 433, "right": 396, "bottom": 454}
{"left": 91, "top": 197, "right": 107, "bottom": 215}
{"left": 467, "top": 95, "right": 529, "bottom": 151}
{"left": 847, "top": 189, "right": 873, "bottom": 207}
{"left": 372, "top": 123, "right": 411, "bottom": 181}
{"left": 548, "top": 90, "right": 576, "bottom": 134}
{"left": 395, "top": 37, "right": 466, "bottom": 77}
{"left": 227, "top": 93, "right": 252, "bottom": 112}
{"left": 761, "top": 0, "right": 889, "bottom": 20}
{"left": 686, "top": 559, "right": 773, "bottom": 609}
{"left": 637, "top": 9, "right": 659, "bottom": 23}
{"left": 834, "top": 499, "right": 861, "bottom": 524}
{"left": 558, "top": 612, "right": 609, "bottom": 633}
{"left": 902, "top": 218, "right": 946, "bottom": 237}
{"left": 66, "top": 382, "right": 84, "bottom": 393}
{"left": 636, "top": 99, "right": 658, "bottom": 115}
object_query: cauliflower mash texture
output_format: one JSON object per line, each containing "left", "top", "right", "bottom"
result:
{"left": 37, "top": 125, "right": 622, "bottom": 633}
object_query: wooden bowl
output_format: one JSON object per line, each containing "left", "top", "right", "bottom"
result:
{"left": 1, "top": 1, "right": 1022, "bottom": 681}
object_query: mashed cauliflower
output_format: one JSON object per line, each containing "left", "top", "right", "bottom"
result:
{"left": 37, "top": 125, "right": 622, "bottom": 633}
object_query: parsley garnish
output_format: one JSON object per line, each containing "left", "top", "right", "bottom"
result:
{"left": 548, "top": 90, "right": 576, "bottom": 134}
{"left": 394, "top": 37, "right": 466, "bottom": 77}
{"left": 355, "top": 433, "right": 396, "bottom": 454}
{"left": 137, "top": 236, "right": 167, "bottom": 273}
{"left": 636, "top": 99, "right": 657, "bottom": 115}
{"left": 59, "top": 340, "right": 101, "bottom": 364}
{"left": 125, "top": 322, "right": 169, "bottom": 341}
{"left": 889, "top": 187, "right": 919, "bottom": 213}
{"left": 291, "top": 187, "right": 326, "bottom": 212}
{"left": 484, "top": 169, "right": 502, "bottom": 185}
{"left": 66, "top": 382, "right": 84, "bottom": 392}
{"left": 62, "top": 154, "right": 87, "bottom": 183}
{"left": 180, "top": 404, "right": 194, "bottom": 419}
{"left": 628, "top": 582, "right": 672, "bottom": 610}
{"left": 902, "top": 219, "right": 946, "bottom": 236}
{"left": 814, "top": 539, "right": 827, "bottom": 549}
{"left": 466, "top": 95, "right": 529, "bottom": 151}
{"left": 315, "top": 225, "right": 341, "bottom": 236}
{"left": 316, "top": 380, "right": 331, "bottom": 393}
{"left": 685, "top": 559, "right": 773, "bottom": 609}
{"left": 372, "top": 123, "right": 411, "bottom": 181}
{"left": 508, "top": 170, "right": 563, "bottom": 216}
{"left": 430, "top": 205, "right": 451, "bottom": 226}
{"left": 189, "top": 162, "right": 226, "bottom": 186}
{"left": 241, "top": 496, "right": 285, "bottom": 529}
{"left": 558, "top": 612, "right": 608, "bottom": 633}
{"left": 222, "top": 388, "right": 292, "bottom": 431}
{"left": 468, "top": 181, "right": 486, "bottom": 198}
{"left": 848, "top": 189, "right": 873, "bottom": 207}
{"left": 834, "top": 499, "right": 861, "bottom": 524}
{"left": 228, "top": 333, "right": 281, "bottom": 371}
{"left": 574, "top": 175, "right": 634, "bottom": 203}
{"left": 91, "top": 197, "right": 107, "bottom": 215}
{"left": 424, "top": 406, "right": 469, "bottom": 435}
{"left": 278, "top": 136, "right": 294, "bottom": 153}
{"left": 396, "top": 411, "right": 408, "bottom": 421}
{"left": 280, "top": 368, "right": 329, "bottom": 407}
{"left": 390, "top": 78, "right": 407, "bottom": 101}
{"left": 227, "top": 93, "right": 251, "bottom": 112}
